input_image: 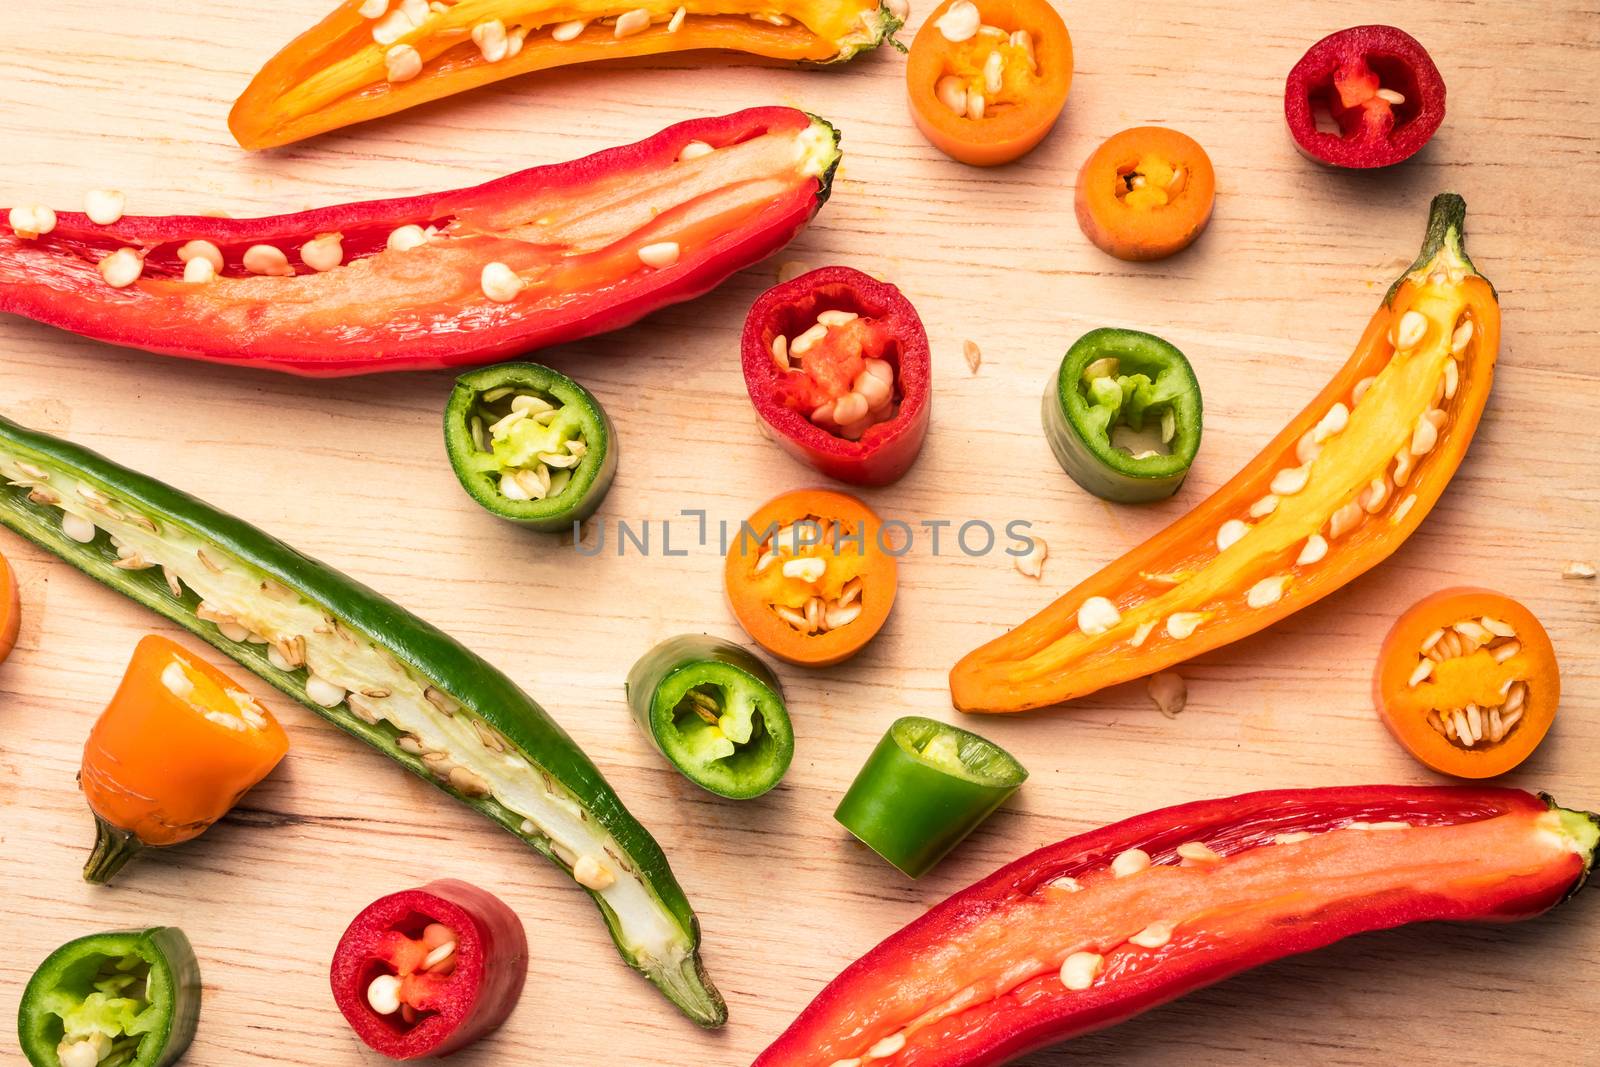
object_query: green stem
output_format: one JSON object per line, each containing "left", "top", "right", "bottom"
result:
{"left": 1387, "top": 193, "right": 1494, "bottom": 304}
{"left": 83, "top": 816, "right": 143, "bottom": 885}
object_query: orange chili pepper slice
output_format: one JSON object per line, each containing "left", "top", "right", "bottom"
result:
{"left": 725, "top": 489, "right": 896, "bottom": 666}
{"left": 1075, "top": 127, "right": 1216, "bottom": 260}
{"left": 80, "top": 634, "right": 290, "bottom": 882}
{"left": 1373, "top": 588, "right": 1557, "bottom": 778}
{"left": 906, "top": 0, "right": 1073, "bottom": 167}
{"left": 0, "top": 548, "right": 18, "bottom": 665}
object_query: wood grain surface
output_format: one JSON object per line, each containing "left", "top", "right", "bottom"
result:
{"left": 2, "top": 1, "right": 1597, "bottom": 1064}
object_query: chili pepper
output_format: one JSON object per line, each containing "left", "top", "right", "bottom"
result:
{"left": 1374, "top": 588, "right": 1557, "bottom": 778}
{"left": 725, "top": 489, "right": 897, "bottom": 667}
{"left": 331, "top": 880, "right": 527, "bottom": 1060}
{"left": 19, "top": 927, "right": 201, "bottom": 1067}
{"left": 1285, "top": 25, "right": 1446, "bottom": 169}
{"left": 834, "top": 716, "right": 1026, "bottom": 878}
{"left": 741, "top": 267, "right": 931, "bottom": 486}
{"left": 0, "top": 546, "right": 18, "bottom": 665}
{"left": 444, "top": 363, "right": 616, "bottom": 530}
{"left": 0, "top": 418, "right": 724, "bottom": 1027}
{"left": 626, "top": 635, "right": 793, "bottom": 799}
{"left": 1075, "top": 127, "right": 1215, "bottom": 261}
{"left": 230, "top": 2, "right": 900, "bottom": 151}
{"left": 1042, "top": 328, "right": 1202, "bottom": 503}
{"left": 952, "top": 193, "right": 1497, "bottom": 713}
{"left": 757, "top": 785, "right": 1600, "bottom": 1067}
{"left": 0, "top": 109, "right": 838, "bottom": 378}
{"left": 906, "top": 0, "right": 1073, "bottom": 166}
{"left": 80, "top": 634, "right": 290, "bottom": 885}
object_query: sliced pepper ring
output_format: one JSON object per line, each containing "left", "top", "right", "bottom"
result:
{"left": 1043, "top": 327, "right": 1202, "bottom": 503}
{"left": 330, "top": 879, "right": 528, "bottom": 1060}
{"left": 741, "top": 266, "right": 931, "bottom": 486}
{"left": 724, "top": 488, "right": 896, "bottom": 667}
{"left": 627, "top": 635, "right": 793, "bottom": 799}
{"left": 1374, "top": 588, "right": 1558, "bottom": 778}
{"left": 445, "top": 362, "right": 617, "bottom": 530}
{"left": 1285, "top": 25, "right": 1446, "bottom": 169}
{"left": 18, "top": 927, "right": 201, "bottom": 1067}
{"left": 906, "top": 0, "right": 1074, "bottom": 166}
{"left": 834, "top": 716, "right": 1027, "bottom": 877}
{"left": 1075, "top": 127, "right": 1215, "bottom": 261}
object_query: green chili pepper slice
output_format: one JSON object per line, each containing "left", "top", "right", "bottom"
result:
{"left": 444, "top": 362, "right": 617, "bottom": 531}
{"left": 834, "top": 716, "right": 1027, "bottom": 878}
{"left": 1041, "top": 327, "right": 1203, "bottom": 503}
{"left": 626, "top": 635, "right": 793, "bottom": 800}
{"left": 0, "top": 416, "right": 724, "bottom": 1028}
{"left": 18, "top": 927, "right": 201, "bottom": 1067}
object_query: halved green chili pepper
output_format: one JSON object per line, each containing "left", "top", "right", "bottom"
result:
{"left": 0, "top": 416, "right": 724, "bottom": 1028}
{"left": 626, "top": 635, "right": 793, "bottom": 800}
{"left": 18, "top": 927, "right": 201, "bottom": 1067}
{"left": 444, "top": 363, "right": 617, "bottom": 530}
{"left": 1041, "top": 327, "right": 1202, "bottom": 503}
{"left": 834, "top": 716, "right": 1027, "bottom": 878}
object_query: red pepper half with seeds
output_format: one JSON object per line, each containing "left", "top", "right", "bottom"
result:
{"left": 741, "top": 266, "right": 932, "bottom": 486}
{"left": 331, "top": 879, "right": 528, "bottom": 1060}
{"left": 1285, "top": 25, "right": 1446, "bottom": 169}
{"left": 755, "top": 786, "right": 1599, "bottom": 1067}
{"left": 0, "top": 108, "right": 839, "bottom": 377}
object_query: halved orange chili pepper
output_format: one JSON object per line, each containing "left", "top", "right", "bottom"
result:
{"left": 0, "top": 547, "right": 18, "bottom": 665}
{"left": 952, "top": 194, "right": 1498, "bottom": 713}
{"left": 80, "top": 634, "right": 290, "bottom": 884}
{"left": 1374, "top": 588, "right": 1557, "bottom": 778}
{"left": 725, "top": 489, "right": 896, "bottom": 666}
{"left": 906, "top": 0, "right": 1073, "bottom": 167}
{"left": 1075, "top": 127, "right": 1215, "bottom": 260}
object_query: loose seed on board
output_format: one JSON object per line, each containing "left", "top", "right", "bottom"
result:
{"left": 84, "top": 189, "right": 126, "bottom": 225}
{"left": 1296, "top": 534, "right": 1328, "bottom": 566}
{"left": 1111, "top": 847, "right": 1150, "bottom": 878}
{"left": 1077, "top": 596, "right": 1120, "bottom": 635}
{"left": 1147, "top": 672, "right": 1186, "bottom": 718}
{"left": 243, "top": 244, "right": 293, "bottom": 277}
{"left": 614, "top": 8, "right": 651, "bottom": 37}
{"left": 98, "top": 248, "right": 144, "bottom": 288}
{"left": 1014, "top": 537, "right": 1047, "bottom": 578}
{"left": 1563, "top": 560, "right": 1597, "bottom": 579}
{"left": 638, "top": 241, "right": 680, "bottom": 269}
{"left": 1059, "top": 952, "right": 1103, "bottom": 991}
{"left": 480, "top": 262, "right": 525, "bottom": 303}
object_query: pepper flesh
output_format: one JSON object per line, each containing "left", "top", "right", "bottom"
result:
{"left": 724, "top": 489, "right": 897, "bottom": 666}
{"left": 18, "top": 927, "right": 201, "bottom": 1067}
{"left": 0, "top": 109, "right": 838, "bottom": 377}
{"left": 906, "top": 0, "right": 1073, "bottom": 166}
{"left": 0, "top": 545, "right": 18, "bottom": 664}
{"left": 742, "top": 266, "right": 932, "bottom": 486}
{"left": 445, "top": 362, "right": 617, "bottom": 530}
{"left": 331, "top": 880, "right": 528, "bottom": 1060}
{"left": 953, "top": 193, "right": 1497, "bottom": 713}
{"left": 1042, "top": 328, "right": 1202, "bottom": 503}
{"left": 834, "top": 716, "right": 1027, "bottom": 878}
{"left": 626, "top": 635, "right": 793, "bottom": 799}
{"left": 1285, "top": 25, "right": 1446, "bottom": 169}
{"left": 757, "top": 786, "right": 1599, "bottom": 1067}
{"left": 1074, "top": 127, "right": 1216, "bottom": 261}
{"left": 0, "top": 416, "right": 724, "bottom": 1027}
{"left": 231, "top": 0, "right": 899, "bottom": 150}
{"left": 1374, "top": 587, "right": 1558, "bottom": 778}
{"left": 81, "top": 634, "right": 291, "bottom": 884}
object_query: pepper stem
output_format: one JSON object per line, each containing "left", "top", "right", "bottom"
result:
{"left": 1387, "top": 192, "right": 1492, "bottom": 304}
{"left": 83, "top": 816, "right": 143, "bottom": 885}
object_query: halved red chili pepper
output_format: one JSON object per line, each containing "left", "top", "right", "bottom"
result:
{"left": 756, "top": 786, "right": 1599, "bottom": 1066}
{"left": 741, "top": 266, "right": 931, "bottom": 486}
{"left": 330, "top": 879, "right": 528, "bottom": 1060}
{"left": 1284, "top": 25, "right": 1445, "bottom": 169}
{"left": 0, "top": 108, "right": 838, "bottom": 377}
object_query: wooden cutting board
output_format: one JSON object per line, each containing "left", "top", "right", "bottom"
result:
{"left": 1, "top": 1, "right": 1596, "bottom": 1063}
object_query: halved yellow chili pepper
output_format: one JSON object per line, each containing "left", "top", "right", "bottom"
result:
{"left": 80, "top": 635, "right": 290, "bottom": 884}
{"left": 231, "top": 0, "right": 901, "bottom": 149}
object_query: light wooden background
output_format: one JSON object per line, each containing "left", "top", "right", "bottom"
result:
{"left": 1, "top": 1, "right": 1597, "bottom": 1064}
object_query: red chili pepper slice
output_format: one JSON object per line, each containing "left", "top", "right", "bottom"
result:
{"left": 0, "top": 108, "right": 838, "bottom": 377}
{"left": 741, "top": 266, "right": 931, "bottom": 486}
{"left": 756, "top": 786, "right": 1599, "bottom": 1067}
{"left": 1284, "top": 25, "right": 1445, "bottom": 168}
{"left": 330, "top": 879, "right": 528, "bottom": 1060}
